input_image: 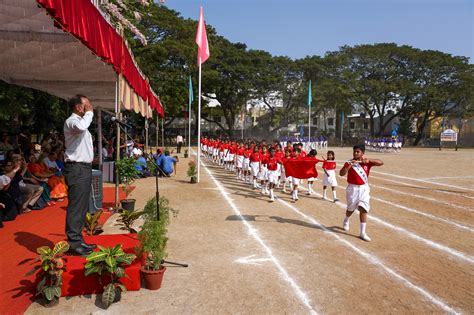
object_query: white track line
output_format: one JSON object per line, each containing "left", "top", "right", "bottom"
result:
{"left": 372, "top": 170, "right": 474, "bottom": 192}
{"left": 371, "top": 175, "right": 474, "bottom": 201}
{"left": 370, "top": 183, "right": 473, "bottom": 212}
{"left": 422, "top": 176, "right": 474, "bottom": 180}
{"left": 201, "top": 162, "right": 318, "bottom": 314}
{"left": 302, "top": 186, "right": 474, "bottom": 266}
{"left": 276, "top": 198, "right": 460, "bottom": 314}
{"left": 371, "top": 196, "right": 474, "bottom": 233}
{"left": 329, "top": 184, "right": 474, "bottom": 233}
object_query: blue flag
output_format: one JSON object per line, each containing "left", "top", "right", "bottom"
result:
{"left": 189, "top": 76, "right": 194, "bottom": 106}
{"left": 307, "top": 80, "right": 312, "bottom": 107}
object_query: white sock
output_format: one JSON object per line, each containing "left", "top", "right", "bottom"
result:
{"left": 270, "top": 189, "right": 274, "bottom": 199}
{"left": 332, "top": 190, "right": 337, "bottom": 199}
{"left": 295, "top": 189, "right": 298, "bottom": 199}
{"left": 323, "top": 189, "right": 327, "bottom": 198}
{"left": 308, "top": 184, "right": 313, "bottom": 193}
{"left": 360, "top": 222, "right": 367, "bottom": 235}
{"left": 344, "top": 216, "right": 350, "bottom": 224}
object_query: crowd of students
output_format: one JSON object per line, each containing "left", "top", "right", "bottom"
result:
{"left": 200, "top": 137, "right": 383, "bottom": 242}
{"left": 364, "top": 137, "right": 402, "bottom": 153}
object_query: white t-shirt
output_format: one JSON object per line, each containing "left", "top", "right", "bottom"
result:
{"left": 64, "top": 112, "right": 94, "bottom": 163}
{"left": 176, "top": 135, "right": 183, "bottom": 143}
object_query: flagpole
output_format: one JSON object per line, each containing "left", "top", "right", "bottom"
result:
{"left": 340, "top": 111, "right": 344, "bottom": 147}
{"left": 188, "top": 87, "right": 191, "bottom": 156}
{"left": 197, "top": 59, "right": 202, "bottom": 183}
{"left": 308, "top": 105, "right": 311, "bottom": 148}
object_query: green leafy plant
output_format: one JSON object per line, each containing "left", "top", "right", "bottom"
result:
{"left": 115, "top": 157, "right": 140, "bottom": 199}
{"left": 138, "top": 197, "right": 178, "bottom": 271}
{"left": 84, "top": 245, "right": 136, "bottom": 308}
{"left": 115, "top": 209, "right": 144, "bottom": 234}
{"left": 187, "top": 160, "right": 197, "bottom": 183}
{"left": 84, "top": 209, "right": 104, "bottom": 236}
{"left": 27, "top": 241, "right": 70, "bottom": 306}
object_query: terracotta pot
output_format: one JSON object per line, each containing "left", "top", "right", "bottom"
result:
{"left": 120, "top": 199, "right": 136, "bottom": 212}
{"left": 141, "top": 266, "right": 166, "bottom": 290}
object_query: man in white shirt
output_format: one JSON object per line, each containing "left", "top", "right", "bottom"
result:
{"left": 63, "top": 95, "right": 96, "bottom": 256}
{"left": 176, "top": 134, "right": 184, "bottom": 154}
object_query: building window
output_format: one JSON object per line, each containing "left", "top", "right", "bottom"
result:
{"left": 350, "top": 121, "right": 355, "bottom": 130}
{"left": 328, "top": 118, "right": 334, "bottom": 126}
{"left": 363, "top": 122, "right": 369, "bottom": 130}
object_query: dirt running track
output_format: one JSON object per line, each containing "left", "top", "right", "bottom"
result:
{"left": 26, "top": 147, "right": 473, "bottom": 314}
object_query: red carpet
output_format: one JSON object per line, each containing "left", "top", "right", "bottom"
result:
{"left": 0, "top": 187, "right": 125, "bottom": 315}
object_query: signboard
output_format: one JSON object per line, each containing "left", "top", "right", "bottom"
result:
{"left": 440, "top": 129, "right": 458, "bottom": 142}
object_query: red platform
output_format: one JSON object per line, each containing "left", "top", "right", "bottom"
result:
{"left": 61, "top": 234, "right": 141, "bottom": 297}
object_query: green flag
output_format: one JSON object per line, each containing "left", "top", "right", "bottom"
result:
{"left": 189, "top": 76, "right": 194, "bottom": 105}
{"left": 307, "top": 80, "right": 312, "bottom": 107}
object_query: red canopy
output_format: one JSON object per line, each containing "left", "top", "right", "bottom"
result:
{"left": 36, "top": 0, "right": 164, "bottom": 116}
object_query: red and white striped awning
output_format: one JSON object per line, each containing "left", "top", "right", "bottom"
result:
{"left": 0, "top": 0, "right": 163, "bottom": 118}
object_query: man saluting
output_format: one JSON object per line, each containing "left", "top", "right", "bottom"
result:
{"left": 63, "top": 95, "right": 97, "bottom": 255}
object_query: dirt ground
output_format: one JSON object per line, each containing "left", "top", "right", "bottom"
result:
{"left": 26, "top": 147, "right": 473, "bottom": 314}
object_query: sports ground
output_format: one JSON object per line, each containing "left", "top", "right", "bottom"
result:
{"left": 26, "top": 147, "right": 473, "bottom": 314}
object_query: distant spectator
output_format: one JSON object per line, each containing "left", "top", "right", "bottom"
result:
{"left": 0, "top": 132, "right": 14, "bottom": 152}
{"left": 176, "top": 134, "right": 184, "bottom": 154}
{"left": 17, "top": 126, "right": 33, "bottom": 156}
{"left": 0, "top": 161, "right": 21, "bottom": 227}
{"left": 101, "top": 144, "right": 108, "bottom": 161}
{"left": 133, "top": 149, "right": 149, "bottom": 177}
{"left": 161, "top": 150, "right": 177, "bottom": 177}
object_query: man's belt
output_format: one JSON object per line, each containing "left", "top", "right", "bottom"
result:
{"left": 65, "top": 161, "right": 92, "bottom": 166}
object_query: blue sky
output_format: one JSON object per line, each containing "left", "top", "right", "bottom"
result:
{"left": 164, "top": 0, "right": 473, "bottom": 62}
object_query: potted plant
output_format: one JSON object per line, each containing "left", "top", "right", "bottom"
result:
{"left": 84, "top": 245, "right": 136, "bottom": 308}
{"left": 187, "top": 160, "right": 197, "bottom": 183}
{"left": 27, "top": 241, "right": 69, "bottom": 307}
{"left": 115, "top": 209, "right": 144, "bottom": 234}
{"left": 115, "top": 157, "right": 140, "bottom": 211}
{"left": 184, "top": 149, "right": 189, "bottom": 158}
{"left": 84, "top": 209, "right": 104, "bottom": 236}
{"left": 138, "top": 197, "right": 177, "bottom": 290}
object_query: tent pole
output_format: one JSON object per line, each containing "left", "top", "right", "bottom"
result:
{"left": 115, "top": 74, "right": 121, "bottom": 210}
{"left": 97, "top": 107, "right": 103, "bottom": 170}
{"left": 161, "top": 118, "right": 164, "bottom": 148}
{"left": 155, "top": 114, "right": 160, "bottom": 149}
{"left": 145, "top": 119, "right": 149, "bottom": 153}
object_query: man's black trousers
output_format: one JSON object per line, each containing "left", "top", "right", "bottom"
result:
{"left": 64, "top": 163, "right": 92, "bottom": 249}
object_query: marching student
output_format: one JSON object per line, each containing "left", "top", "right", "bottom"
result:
{"left": 322, "top": 150, "right": 338, "bottom": 202}
{"left": 305, "top": 149, "right": 323, "bottom": 195}
{"left": 339, "top": 144, "right": 383, "bottom": 242}
{"left": 291, "top": 148, "right": 302, "bottom": 201}
{"left": 274, "top": 144, "right": 285, "bottom": 188}
{"left": 266, "top": 148, "right": 280, "bottom": 202}
{"left": 249, "top": 146, "right": 262, "bottom": 189}
{"left": 258, "top": 146, "right": 270, "bottom": 195}
{"left": 280, "top": 149, "right": 292, "bottom": 193}
{"left": 235, "top": 142, "right": 245, "bottom": 179}
{"left": 242, "top": 143, "right": 252, "bottom": 182}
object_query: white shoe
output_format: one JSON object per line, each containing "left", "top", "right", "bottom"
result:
{"left": 270, "top": 196, "right": 275, "bottom": 202}
{"left": 343, "top": 220, "right": 349, "bottom": 231}
{"left": 360, "top": 233, "right": 371, "bottom": 242}
{"left": 333, "top": 198, "right": 339, "bottom": 203}
{"left": 282, "top": 188, "right": 287, "bottom": 193}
